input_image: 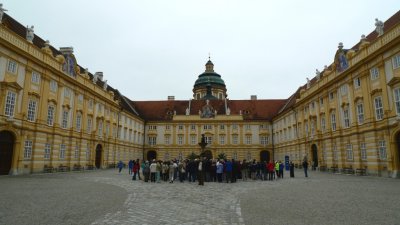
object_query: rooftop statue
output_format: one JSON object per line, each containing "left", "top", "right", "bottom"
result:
{"left": 375, "top": 18, "right": 384, "bottom": 36}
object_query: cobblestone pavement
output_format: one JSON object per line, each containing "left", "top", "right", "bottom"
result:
{"left": 0, "top": 169, "right": 400, "bottom": 225}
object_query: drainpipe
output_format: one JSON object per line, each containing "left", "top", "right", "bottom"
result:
{"left": 142, "top": 120, "right": 146, "bottom": 161}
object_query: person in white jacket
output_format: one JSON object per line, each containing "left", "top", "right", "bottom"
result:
{"left": 169, "top": 160, "right": 177, "bottom": 183}
{"left": 149, "top": 160, "right": 157, "bottom": 182}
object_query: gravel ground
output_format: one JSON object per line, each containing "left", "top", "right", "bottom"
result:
{"left": 0, "top": 169, "right": 399, "bottom": 225}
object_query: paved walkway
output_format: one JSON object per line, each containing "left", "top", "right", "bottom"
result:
{"left": 0, "top": 169, "right": 399, "bottom": 225}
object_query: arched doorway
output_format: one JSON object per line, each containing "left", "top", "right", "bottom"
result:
{"left": 0, "top": 131, "right": 14, "bottom": 175}
{"left": 147, "top": 150, "right": 157, "bottom": 161}
{"left": 203, "top": 150, "right": 213, "bottom": 159}
{"left": 311, "top": 144, "right": 318, "bottom": 168}
{"left": 95, "top": 144, "right": 102, "bottom": 169}
{"left": 260, "top": 150, "right": 270, "bottom": 162}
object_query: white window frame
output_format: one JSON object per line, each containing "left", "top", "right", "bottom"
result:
{"left": 219, "top": 135, "right": 225, "bottom": 145}
{"left": 60, "top": 144, "right": 66, "bottom": 159}
{"left": 360, "top": 142, "right": 367, "bottom": 160}
{"left": 357, "top": 103, "right": 364, "bottom": 124}
{"left": 98, "top": 120, "right": 103, "bottom": 137}
{"left": 191, "top": 135, "right": 196, "bottom": 145}
{"left": 24, "top": 140, "right": 33, "bottom": 159}
{"left": 47, "top": 105, "right": 55, "bottom": 126}
{"left": 74, "top": 145, "right": 79, "bottom": 159}
{"left": 370, "top": 67, "right": 379, "bottom": 80}
{"left": 394, "top": 88, "right": 400, "bottom": 116}
{"left": 27, "top": 100, "right": 37, "bottom": 122}
{"left": 87, "top": 117, "right": 92, "bottom": 134}
{"left": 346, "top": 144, "right": 353, "bottom": 160}
{"left": 31, "top": 71, "right": 41, "bottom": 84}
{"left": 392, "top": 54, "right": 400, "bottom": 69}
{"left": 164, "top": 135, "right": 170, "bottom": 145}
{"left": 354, "top": 77, "right": 361, "bottom": 89}
{"left": 44, "top": 143, "right": 51, "bottom": 159}
{"left": 61, "top": 110, "right": 69, "bottom": 129}
{"left": 331, "top": 112, "right": 336, "bottom": 131}
{"left": 232, "top": 135, "right": 238, "bottom": 145}
{"left": 343, "top": 108, "right": 350, "bottom": 128}
{"left": 50, "top": 80, "right": 58, "bottom": 92}
{"left": 7, "top": 59, "right": 17, "bottom": 74}
{"left": 5, "top": 91, "right": 16, "bottom": 117}
{"left": 178, "top": 135, "right": 183, "bottom": 145}
{"left": 374, "top": 96, "right": 384, "bottom": 121}
{"left": 378, "top": 140, "right": 387, "bottom": 160}
{"left": 321, "top": 116, "right": 326, "bottom": 132}
{"left": 76, "top": 113, "right": 82, "bottom": 131}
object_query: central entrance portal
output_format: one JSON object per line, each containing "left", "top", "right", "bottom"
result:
{"left": 0, "top": 131, "right": 14, "bottom": 175}
{"left": 95, "top": 144, "right": 102, "bottom": 169}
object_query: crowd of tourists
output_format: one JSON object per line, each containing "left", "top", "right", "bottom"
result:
{"left": 118, "top": 158, "right": 298, "bottom": 184}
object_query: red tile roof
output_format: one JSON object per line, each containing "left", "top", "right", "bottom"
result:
{"left": 131, "top": 99, "right": 287, "bottom": 122}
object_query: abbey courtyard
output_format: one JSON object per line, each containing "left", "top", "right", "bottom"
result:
{"left": 0, "top": 3, "right": 400, "bottom": 225}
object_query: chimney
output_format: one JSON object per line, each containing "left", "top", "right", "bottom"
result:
{"left": 251, "top": 95, "right": 257, "bottom": 100}
{"left": 59, "top": 47, "right": 73, "bottom": 55}
{"left": 95, "top": 72, "right": 103, "bottom": 81}
{"left": 168, "top": 96, "right": 175, "bottom": 101}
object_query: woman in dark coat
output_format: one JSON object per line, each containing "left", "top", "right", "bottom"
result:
{"left": 289, "top": 161, "right": 295, "bottom": 178}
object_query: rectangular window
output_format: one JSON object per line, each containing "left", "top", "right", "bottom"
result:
{"left": 98, "top": 121, "right": 103, "bottom": 137}
{"left": 27, "top": 100, "right": 37, "bottom": 122}
{"left": 191, "top": 124, "right": 196, "bottom": 130}
{"left": 394, "top": 88, "right": 400, "bottom": 116}
{"left": 62, "top": 110, "right": 69, "bottom": 129}
{"left": 245, "top": 124, "right": 251, "bottom": 130}
{"left": 165, "top": 125, "right": 170, "bottom": 130}
{"left": 346, "top": 144, "right": 353, "bottom": 160}
{"left": 47, "top": 105, "right": 55, "bottom": 126}
{"left": 64, "top": 87, "right": 71, "bottom": 98}
{"left": 178, "top": 125, "right": 184, "bottom": 130}
{"left": 5, "top": 91, "right": 16, "bottom": 117}
{"left": 260, "top": 136, "right": 268, "bottom": 145}
{"left": 44, "top": 143, "right": 51, "bottom": 159}
{"left": 74, "top": 146, "right": 79, "bottom": 159}
{"left": 60, "top": 144, "right": 66, "bottom": 159}
{"left": 370, "top": 67, "right": 379, "bottom": 80}
{"left": 232, "top": 135, "right": 238, "bottom": 144}
{"left": 191, "top": 135, "right": 196, "bottom": 145}
{"left": 232, "top": 124, "right": 238, "bottom": 130}
{"left": 320, "top": 97, "right": 324, "bottom": 106}
{"left": 378, "top": 140, "right": 387, "bottom": 160}
{"left": 360, "top": 142, "right": 367, "bottom": 160}
{"left": 50, "top": 80, "right": 58, "bottom": 92}
{"left": 203, "top": 124, "right": 212, "bottom": 130}
{"left": 374, "top": 96, "right": 384, "bottom": 120}
{"left": 164, "top": 135, "right": 170, "bottom": 145}
{"left": 7, "top": 60, "right": 17, "bottom": 73}
{"left": 178, "top": 135, "right": 183, "bottom": 145}
{"left": 220, "top": 124, "right": 225, "bottom": 130}
{"left": 24, "top": 140, "right": 33, "bottom": 159}
{"left": 87, "top": 117, "right": 92, "bottom": 133}
{"left": 321, "top": 116, "right": 326, "bottom": 132}
{"left": 205, "top": 136, "right": 212, "bottom": 144}
{"left": 357, "top": 103, "right": 364, "bottom": 124}
{"left": 76, "top": 113, "right": 82, "bottom": 131}
{"left": 31, "top": 71, "right": 41, "bottom": 84}
{"left": 245, "top": 136, "right": 252, "bottom": 144}
{"left": 333, "top": 144, "right": 338, "bottom": 161}
{"left": 354, "top": 77, "right": 361, "bottom": 89}
{"left": 340, "top": 84, "right": 348, "bottom": 95}
{"left": 343, "top": 108, "right": 350, "bottom": 128}
{"left": 392, "top": 55, "right": 400, "bottom": 69}
{"left": 86, "top": 143, "right": 90, "bottom": 160}
{"left": 331, "top": 112, "right": 336, "bottom": 131}
{"left": 219, "top": 135, "right": 225, "bottom": 145}
{"left": 329, "top": 92, "right": 335, "bottom": 101}
{"left": 78, "top": 95, "right": 83, "bottom": 104}
{"left": 148, "top": 136, "right": 156, "bottom": 146}
{"left": 105, "top": 123, "right": 110, "bottom": 137}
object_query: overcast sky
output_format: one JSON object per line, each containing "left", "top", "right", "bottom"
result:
{"left": 2, "top": 1, "right": 399, "bottom": 100}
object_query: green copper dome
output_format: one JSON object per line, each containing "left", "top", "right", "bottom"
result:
{"left": 193, "top": 60, "right": 226, "bottom": 88}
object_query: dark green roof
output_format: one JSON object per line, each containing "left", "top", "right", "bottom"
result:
{"left": 194, "top": 72, "right": 226, "bottom": 87}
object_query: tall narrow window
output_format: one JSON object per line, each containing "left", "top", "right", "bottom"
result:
{"left": 232, "top": 135, "right": 238, "bottom": 144}
{"left": 393, "top": 55, "right": 400, "bottom": 69}
{"left": 98, "top": 120, "right": 103, "bottom": 137}
{"left": 219, "top": 135, "right": 225, "bottom": 145}
{"left": 321, "top": 116, "right": 326, "bottom": 132}
{"left": 178, "top": 135, "right": 183, "bottom": 145}
{"left": 74, "top": 146, "right": 79, "bottom": 159}
{"left": 61, "top": 110, "right": 69, "bottom": 129}
{"left": 44, "top": 143, "right": 51, "bottom": 159}
{"left": 76, "top": 113, "right": 82, "bottom": 131}
{"left": 346, "top": 144, "right": 353, "bottom": 160}
{"left": 60, "top": 144, "right": 66, "bottom": 159}
{"left": 245, "top": 135, "right": 252, "bottom": 144}
{"left": 4, "top": 91, "right": 16, "bottom": 117}
{"left": 7, "top": 60, "right": 17, "bottom": 73}
{"left": 331, "top": 112, "right": 336, "bottom": 131}
{"left": 394, "top": 88, "right": 400, "bottom": 116}
{"left": 191, "top": 135, "right": 196, "bottom": 145}
{"left": 47, "top": 105, "right": 55, "bottom": 126}
{"left": 360, "top": 142, "right": 367, "bottom": 160}
{"left": 86, "top": 143, "right": 91, "bottom": 160}
{"left": 50, "top": 80, "right": 58, "bottom": 92}
{"left": 374, "top": 96, "right": 384, "bottom": 120}
{"left": 378, "top": 140, "right": 387, "bottom": 160}
{"left": 354, "top": 77, "right": 361, "bottom": 88}
{"left": 370, "top": 67, "right": 379, "bottom": 80}
{"left": 357, "top": 103, "right": 364, "bottom": 124}
{"left": 343, "top": 108, "right": 350, "bottom": 128}
{"left": 24, "top": 140, "right": 33, "bottom": 159}
{"left": 333, "top": 144, "right": 338, "bottom": 161}
{"left": 87, "top": 117, "right": 92, "bottom": 134}
{"left": 27, "top": 100, "right": 37, "bottom": 122}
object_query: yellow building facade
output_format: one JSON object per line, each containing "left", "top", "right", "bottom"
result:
{"left": 1, "top": 9, "right": 400, "bottom": 178}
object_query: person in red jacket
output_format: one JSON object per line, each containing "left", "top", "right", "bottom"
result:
{"left": 267, "top": 160, "right": 275, "bottom": 181}
{"left": 132, "top": 159, "right": 140, "bottom": 180}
